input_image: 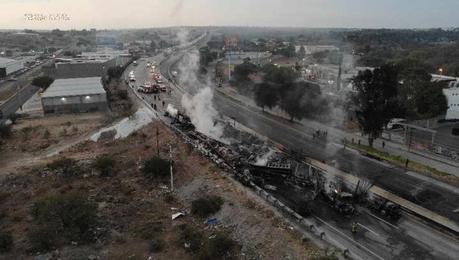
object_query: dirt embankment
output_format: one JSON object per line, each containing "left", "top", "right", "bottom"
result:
{"left": 0, "top": 121, "right": 329, "bottom": 259}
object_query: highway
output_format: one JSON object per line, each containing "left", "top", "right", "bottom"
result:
{"left": 0, "top": 59, "right": 52, "bottom": 122}
{"left": 161, "top": 49, "right": 459, "bottom": 225}
{"left": 127, "top": 35, "right": 459, "bottom": 259}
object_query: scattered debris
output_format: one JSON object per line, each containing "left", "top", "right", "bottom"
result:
{"left": 172, "top": 212, "right": 186, "bottom": 220}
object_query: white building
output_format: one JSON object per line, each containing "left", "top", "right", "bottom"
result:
{"left": 0, "top": 57, "right": 24, "bottom": 78}
{"left": 41, "top": 77, "right": 107, "bottom": 114}
{"left": 443, "top": 81, "right": 459, "bottom": 120}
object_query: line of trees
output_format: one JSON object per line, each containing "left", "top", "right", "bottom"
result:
{"left": 254, "top": 64, "right": 329, "bottom": 121}
{"left": 32, "top": 76, "right": 54, "bottom": 90}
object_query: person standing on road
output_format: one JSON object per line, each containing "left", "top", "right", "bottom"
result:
{"left": 351, "top": 222, "right": 358, "bottom": 234}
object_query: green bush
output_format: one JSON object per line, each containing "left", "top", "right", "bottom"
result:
{"left": 43, "top": 129, "right": 51, "bottom": 139}
{"left": 93, "top": 155, "right": 115, "bottom": 177}
{"left": 0, "top": 124, "right": 12, "bottom": 139}
{"left": 141, "top": 156, "right": 170, "bottom": 180}
{"left": 32, "top": 76, "right": 54, "bottom": 90}
{"left": 200, "top": 232, "right": 238, "bottom": 260}
{"left": 29, "top": 192, "right": 97, "bottom": 251}
{"left": 149, "top": 237, "right": 165, "bottom": 253}
{"left": 191, "top": 196, "right": 224, "bottom": 218}
{"left": 28, "top": 225, "right": 58, "bottom": 252}
{"left": 176, "top": 224, "right": 205, "bottom": 253}
{"left": 0, "top": 231, "right": 13, "bottom": 253}
{"left": 47, "top": 157, "right": 81, "bottom": 178}
{"left": 138, "top": 222, "right": 163, "bottom": 240}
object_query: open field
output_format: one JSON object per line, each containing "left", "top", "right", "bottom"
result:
{"left": 0, "top": 121, "right": 329, "bottom": 259}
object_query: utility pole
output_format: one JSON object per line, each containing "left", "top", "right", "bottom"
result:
{"left": 337, "top": 48, "right": 343, "bottom": 91}
{"left": 169, "top": 144, "right": 174, "bottom": 192}
{"left": 156, "top": 127, "right": 160, "bottom": 157}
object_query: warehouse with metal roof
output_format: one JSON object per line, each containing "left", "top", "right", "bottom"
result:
{"left": 0, "top": 57, "right": 24, "bottom": 78}
{"left": 41, "top": 77, "right": 107, "bottom": 114}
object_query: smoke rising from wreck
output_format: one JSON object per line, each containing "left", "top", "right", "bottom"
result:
{"left": 176, "top": 30, "right": 225, "bottom": 141}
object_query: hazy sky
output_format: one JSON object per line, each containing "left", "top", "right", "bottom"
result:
{"left": 0, "top": 0, "right": 458, "bottom": 29}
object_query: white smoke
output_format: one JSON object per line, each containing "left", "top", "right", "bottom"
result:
{"left": 166, "top": 104, "right": 178, "bottom": 117}
{"left": 176, "top": 30, "right": 225, "bottom": 141}
{"left": 254, "top": 149, "right": 275, "bottom": 166}
{"left": 181, "top": 88, "right": 224, "bottom": 140}
{"left": 176, "top": 28, "right": 189, "bottom": 47}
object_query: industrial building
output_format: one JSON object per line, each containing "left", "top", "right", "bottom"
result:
{"left": 43, "top": 50, "right": 131, "bottom": 79}
{"left": 443, "top": 81, "right": 459, "bottom": 120}
{"left": 0, "top": 57, "right": 24, "bottom": 78}
{"left": 41, "top": 77, "right": 107, "bottom": 114}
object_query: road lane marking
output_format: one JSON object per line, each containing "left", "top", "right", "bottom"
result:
{"left": 358, "top": 223, "right": 381, "bottom": 237}
{"left": 366, "top": 211, "right": 400, "bottom": 230}
{"left": 315, "top": 216, "right": 385, "bottom": 260}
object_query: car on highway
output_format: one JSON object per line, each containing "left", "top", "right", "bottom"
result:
{"left": 158, "top": 84, "right": 167, "bottom": 92}
{"left": 137, "top": 85, "right": 158, "bottom": 94}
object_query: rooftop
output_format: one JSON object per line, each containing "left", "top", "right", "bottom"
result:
{"left": 41, "top": 77, "right": 105, "bottom": 98}
{"left": 56, "top": 49, "right": 130, "bottom": 65}
{"left": 0, "top": 57, "right": 19, "bottom": 66}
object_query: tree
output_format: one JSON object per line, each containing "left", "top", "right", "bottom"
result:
{"left": 395, "top": 59, "right": 447, "bottom": 119}
{"left": 32, "top": 76, "right": 54, "bottom": 90}
{"left": 233, "top": 60, "right": 257, "bottom": 82}
{"left": 352, "top": 65, "right": 400, "bottom": 147}
{"left": 280, "top": 82, "right": 327, "bottom": 121}
{"left": 199, "top": 48, "right": 218, "bottom": 70}
{"left": 415, "top": 81, "right": 448, "bottom": 118}
{"left": 0, "top": 124, "right": 12, "bottom": 139}
{"left": 279, "top": 43, "right": 296, "bottom": 58}
{"left": 141, "top": 156, "right": 170, "bottom": 180}
{"left": 254, "top": 82, "right": 279, "bottom": 112}
{"left": 298, "top": 45, "right": 306, "bottom": 59}
{"left": 263, "top": 66, "right": 299, "bottom": 84}
{"left": 159, "top": 40, "right": 169, "bottom": 48}
{"left": 107, "top": 66, "right": 124, "bottom": 81}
